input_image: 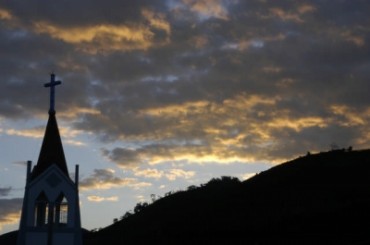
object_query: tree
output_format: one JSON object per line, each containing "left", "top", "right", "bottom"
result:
{"left": 120, "top": 211, "right": 133, "bottom": 220}
{"left": 134, "top": 202, "right": 149, "bottom": 214}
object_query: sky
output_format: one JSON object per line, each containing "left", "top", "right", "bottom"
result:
{"left": 0, "top": 0, "right": 370, "bottom": 235}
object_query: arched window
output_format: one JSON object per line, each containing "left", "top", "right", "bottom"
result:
{"left": 55, "top": 193, "right": 68, "bottom": 226}
{"left": 34, "top": 192, "right": 49, "bottom": 227}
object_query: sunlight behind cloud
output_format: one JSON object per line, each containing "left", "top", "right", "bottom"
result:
{"left": 133, "top": 167, "right": 195, "bottom": 181}
{"left": 0, "top": 198, "right": 23, "bottom": 233}
{"left": 6, "top": 128, "right": 43, "bottom": 138}
{"left": 0, "top": 212, "right": 20, "bottom": 232}
{"left": 267, "top": 117, "right": 327, "bottom": 131}
{"left": 87, "top": 195, "right": 118, "bottom": 202}
{"left": 33, "top": 22, "right": 155, "bottom": 53}
{"left": 331, "top": 105, "right": 368, "bottom": 126}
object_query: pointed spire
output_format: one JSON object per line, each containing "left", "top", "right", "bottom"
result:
{"left": 31, "top": 111, "right": 70, "bottom": 180}
{"left": 31, "top": 74, "right": 70, "bottom": 180}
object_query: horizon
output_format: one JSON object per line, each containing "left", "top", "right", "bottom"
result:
{"left": 1, "top": 0, "right": 370, "bottom": 235}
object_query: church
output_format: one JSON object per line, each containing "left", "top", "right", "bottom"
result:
{"left": 17, "top": 74, "right": 83, "bottom": 245}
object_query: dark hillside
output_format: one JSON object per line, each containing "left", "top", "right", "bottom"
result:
{"left": 0, "top": 231, "right": 17, "bottom": 245}
{"left": 85, "top": 149, "right": 370, "bottom": 245}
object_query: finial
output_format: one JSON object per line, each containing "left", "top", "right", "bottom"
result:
{"left": 44, "top": 73, "right": 62, "bottom": 114}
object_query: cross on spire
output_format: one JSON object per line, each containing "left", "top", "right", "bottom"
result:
{"left": 44, "top": 73, "right": 62, "bottom": 114}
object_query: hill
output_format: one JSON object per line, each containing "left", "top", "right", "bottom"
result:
{"left": 2, "top": 149, "right": 370, "bottom": 244}
{"left": 84, "top": 149, "right": 370, "bottom": 245}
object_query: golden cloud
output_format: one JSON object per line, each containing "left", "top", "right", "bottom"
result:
{"left": 133, "top": 167, "right": 196, "bottom": 181}
{"left": 267, "top": 117, "right": 328, "bottom": 131}
{"left": 141, "top": 8, "right": 171, "bottom": 35}
{"left": 0, "top": 8, "right": 13, "bottom": 20}
{"left": 165, "top": 169, "right": 195, "bottom": 181}
{"left": 112, "top": 95, "right": 280, "bottom": 164}
{"left": 6, "top": 127, "right": 44, "bottom": 138}
{"left": 0, "top": 198, "right": 23, "bottom": 232}
{"left": 87, "top": 195, "right": 118, "bottom": 202}
{"left": 182, "top": 0, "right": 229, "bottom": 20}
{"left": 331, "top": 105, "right": 368, "bottom": 126}
{"left": 5, "top": 124, "right": 87, "bottom": 146}
{"left": 340, "top": 31, "right": 365, "bottom": 47}
{"left": 58, "top": 107, "right": 101, "bottom": 120}
{"left": 0, "top": 212, "right": 20, "bottom": 232}
{"left": 33, "top": 21, "right": 154, "bottom": 53}
{"left": 105, "top": 92, "right": 370, "bottom": 168}
{"left": 270, "top": 4, "right": 315, "bottom": 23}
{"left": 134, "top": 168, "right": 164, "bottom": 179}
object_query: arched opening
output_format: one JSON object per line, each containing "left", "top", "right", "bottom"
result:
{"left": 34, "top": 192, "right": 49, "bottom": 227}
{"left": 55, "top": 193, "right": 68, "bottom": 226}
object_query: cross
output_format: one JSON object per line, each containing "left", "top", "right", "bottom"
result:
{"left": 44, "top": 73, "right": 62, "bottom": 114}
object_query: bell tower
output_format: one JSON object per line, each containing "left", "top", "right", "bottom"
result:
{"left": 17, "top": 74, "right": 82, "bottom": 245}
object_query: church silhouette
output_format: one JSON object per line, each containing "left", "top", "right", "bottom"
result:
{"left": 17, "top": 74, "right": 82, "bottom": 245}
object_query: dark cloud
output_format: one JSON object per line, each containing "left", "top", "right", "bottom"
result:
{"left": 1, "top": 0, "right": 370, "bottom": 165}
{"left": 79, "top": 168, "right": 151, "bottom": 190}
{"left": 0, "top": 0, "right": 167, "bottom": 27}
{"left": 0, "top": 187, "right": 11, "bottom": 197}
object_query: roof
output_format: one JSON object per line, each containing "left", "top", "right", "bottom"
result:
{"left": 31, "top": 111, "right": 70, "bottom": 181}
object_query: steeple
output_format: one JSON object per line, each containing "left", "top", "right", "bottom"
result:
{"left": 31, "top": 112, "right": 70, "bottom": 180}
{"left": 30, "top": 74, "right": 69, "bottom": 180}
{"left": 17, "top": 74, "right": 82, "bottom": 245}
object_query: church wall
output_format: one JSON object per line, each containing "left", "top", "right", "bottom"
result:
{"left": 25, "top": 166, "right": 79, "bottom": 228}
{"left": 53, "top": 233, "right": 75, "bottom": 245}
{"left": 26, "top": 232, "right": 47, "bottom": 244}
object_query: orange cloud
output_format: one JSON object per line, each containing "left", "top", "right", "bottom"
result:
{"left": 270, "top": 4, "right": 315, "bottom": 23}
{"left": 341, "top": 31, "right": 365, "bottom": 47}
{"left": 183, "top": 0, "right": 229, "bottom": 20}
{"left": 141, "top": 9, "right": 171, "bottom": 35}
{"left": 331, "top": 105, "right": 368, "bottom": 126}
{"left": 33, "top": 22, "right": 154, "bottom": 53}
{"left": 0, "top": 212, "right": 20, "bottom": 232}
{"left": 0, "top": 8, "right": 13, "bottom": 20}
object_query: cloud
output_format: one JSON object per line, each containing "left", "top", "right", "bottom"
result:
{"left": 0, "top": 1, "right": 171, "bottom": 54}
{"left": 165, "top": 169, "right": 196, "bottom": 181}
{"left": 4, "top": 124, "right": 87, "bottom": 146}
{"left": 1, "top": 0, "right": 370, "bottom": 167}
{"left": 133, "top": 167, "right": 196, "bottom": 181}
{"left": 5, "top": 127, "right": 44, "bottom": 138}
{"left": 134, "top": 168, "right": 164, "bottom": 179}
{"left": 79, "top": 168, "right": 151, "bottom": 190}
{"left": 269, "top": 3, "right": 316, "bottom": 23}
{"left": 0, "top": 8, "right": 12, "bottom": 20}
{"left": 182, "top": 0, "right": 230, "bottom": 20}
{"left": 0, "top": 187, "right": 12, "bottom": 197}
{"left": 0, "top": 198, "right": 23, "bottom": 232}
{"left": 87, "top": 195, "right": 118, "bottom": 202}
{"left": 33, "top": 22, "right": 156, "bottom": 54}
